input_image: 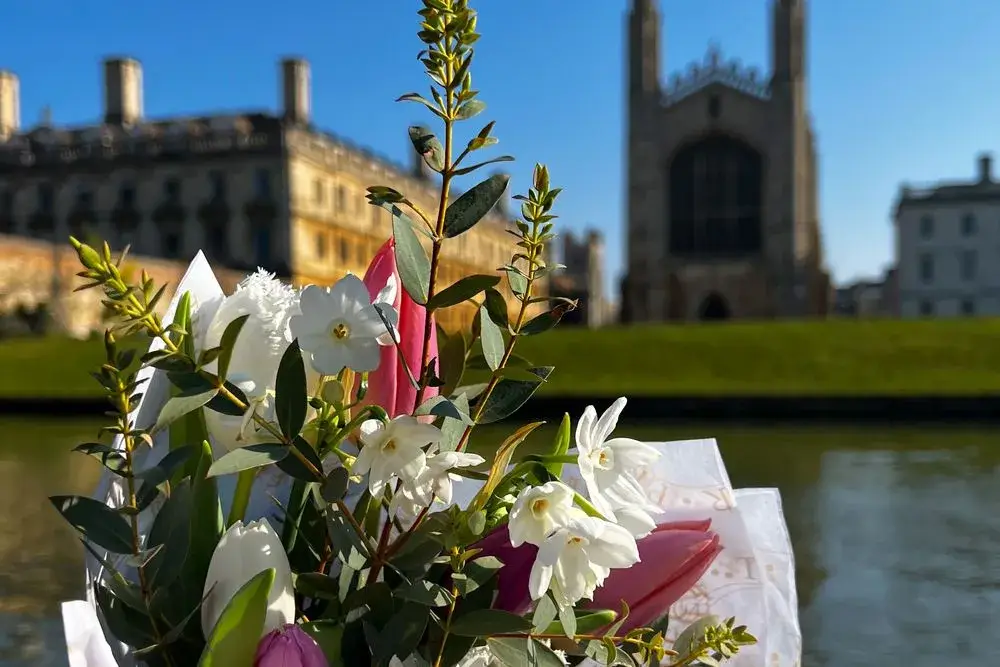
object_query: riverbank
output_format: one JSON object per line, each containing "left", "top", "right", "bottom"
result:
{"left": 5, "top": 394, "right": 1000, "bottom": 423}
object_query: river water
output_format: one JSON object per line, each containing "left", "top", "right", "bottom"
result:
{"left": 0, "top": 417, "right": 997, "bottom": 666}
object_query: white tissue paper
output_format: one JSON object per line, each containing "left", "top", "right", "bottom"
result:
{"left": 62, "top": 254, "right": 802, "bottom": 667}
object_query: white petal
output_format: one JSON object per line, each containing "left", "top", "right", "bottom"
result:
{"left": 352, "top": 303, "right": 394, "bottom": 339}
{"left": 605, "top": 437, "right": 661, "bottom": 468}
{"left": 612, "top": 505, "right": 657, "bottom": 538}
{"left": 575, "top": 406, "right": 598, "bottom": 453}
{"left": 337, "top": 273, "right": 373, "bottom": 312}
{"left": 587, "top": 521, "right": 640, "bottom": 569}
{"left": 298, "top": 284, "right": 333, "bottom": 317}
{"left": 311, "top": 342, "right": 351, "bottom": 376}
{"left": 390, "top": 417, "right": 444, "bottom": 446}
{"left": 376, "top": 272, "right": 399, "bottom": 307}
{"left": 352, "top": 440, "right": 377, "bottom": 475}
{"left": 528, "top": 561, "right": 554, "bottom": 601}
{"left": 592, "top": 397, "right": 627, "bottom": 446}
{"left": 359, "top": 419, "right": 383, "bottom": 442}
{"left": 344, "top": 337, "right": 382, "bottom": 373}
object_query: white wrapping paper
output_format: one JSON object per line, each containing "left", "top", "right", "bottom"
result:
{"left": 62, "top": 255, "right": 801, "bottom": 667}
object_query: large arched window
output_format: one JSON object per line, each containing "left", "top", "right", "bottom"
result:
{"left": 668, "top": 135, "right": 763, "bottom": 257}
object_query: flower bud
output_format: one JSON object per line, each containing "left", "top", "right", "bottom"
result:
{"left": 254, "top": 624, "right": 329, "bottom": 667}
{"left": 201, "top": 519, "right": 295, "bottom": 640}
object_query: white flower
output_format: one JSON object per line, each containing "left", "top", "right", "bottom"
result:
{"left": 508, "top": 482, "right": 587, "bottom": 548}
{"left": 289, "top": 274, "right": 397, "bottom": 376}
{"left": 528, "top": 515, "right": 640, "bottom": 607}
{"left": 352, "top": 416, "right": 441, "bottom": 495}
{"left": 202, "top": 270, "right": 306, "bottom": 451}
{"left": 373, "top": 272, "right": 400, "bottom": 345}
{"left": 575, "top": 397, "right": 662, "bottom": 522}
{"left": 411, "top": 450, "right": 485, "bottom": 506}
{"left": 201, "top": 519, "right": 294, "bottom": 639}
{"left": 613, "top": 505, "right": 658, "bottom": 539}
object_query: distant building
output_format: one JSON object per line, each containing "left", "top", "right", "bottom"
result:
{"left": 621, "top": 0, "right": 830, "bottom": 323}
{"left": 548, "top": 229, "right": 609, "bottom": 328}
{"left": 0, "top": 57, "right": 542, "bottom": 335}
{"left": 834, "top": 268, "right": 896, "bottom": 317}
{"left": 894, "top": 153, "right": 1000, "bottom": 318}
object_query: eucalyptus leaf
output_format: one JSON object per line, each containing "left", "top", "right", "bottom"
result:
{"left": 207, "top": 443, "right": 289, "bottom": 478}
{"left": 456, "top": 99, "right": 487, "bottom": 120}
{"left": 397, "top": 580, "right": 453, "bottom": 607}
{"left": 487, "top": 637, "right": 566, "bottom": 667}
{"left": 295, "top": 572, "right": 341, "bottom": 601}
{"left": 408, "top": 125, "right": 445, "bottom": 172}
{"left": 216, "top": 313, "right": 250, "bottom": 379}
{"left": 322, "top": 466, "right": 350, "bottom": 502}
{"left": 198, "top": 568, "right": 275, "bottom": 667}
{"left": 393, "top": 211, "right": 431, "bottom": 304}
{"left": 438, "top": 331, "right": 467, "bottom": 398}
{"left": 483, "top": 288, "right": 510, "bottom": 328}
{"left": 449, "top": 609, "right": 532, "bottom": 637}
{"left": 276, "top": 435, "right": 325, "bottom": 482}
{"left": 145, "top": 480, "right": 193, "bottom": 589}
{"left": 155, "top": 388, "right": 219, "bottom": 434}
{"left": 452, "top": 556, "right": 502, "bottom": 596}
{"left": 73, "top": 442, "right": 127, "bottom": 475}
{"left": 373, "top": 602, "right": 429, "bottom": 667}
{"left": 94, "top": 583, "right": 157, "bottom": 650}
{"left": 453, "top": 155, "right": 515, "bottom": 177}
{"left": 275, "top": 340, "right": 307, "bottom": 439}
{"left": 50, "top": 495, "right": 134, "bottom": 554}
{"left": 300, "top": 621, "right": 345, "bottom": 663}
{"left": 415, "top": 395, "right": 474, "bottom": 425}
{"left": 475, "top": 366, "right": 554, "bottom": 424}
{"left": 478, "top": 306, "right": 504, "bottom": 372}
{"left": 439, "top": 392, "right": 471, "bottom": 452}
{"left": 427, "top": 274, "right": 500, "bottom": 310}
{"left": 502, "top": 266, "right": 528, "bottom": 296}
{"left": 205, "top": 380, "right": 251, "bottom": 417}
{"left": 520, "top": 302, "right": 575, "bottom": 336}
{"left": 443, "top": 173, "right": 510, "bottom": 238}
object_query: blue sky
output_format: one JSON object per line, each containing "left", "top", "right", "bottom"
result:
{"left": 5, "top": 0, "right": 1000, "bottom": 299}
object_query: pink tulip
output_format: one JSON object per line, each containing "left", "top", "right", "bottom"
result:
{"left": 474, "top": 520, "right": 720, "bottom": 631}
{"left": 254, "top": 624, "right": 329, "bottom": 667}
{"left": 588, "top": 520, "right": 722, "bottom": 633}
{"left": 358, "top": 237, "right": 439, "bottom": 417}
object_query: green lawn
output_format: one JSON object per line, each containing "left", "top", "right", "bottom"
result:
{"left": 4, "top": 318, "right": 1000, "bottom": 398}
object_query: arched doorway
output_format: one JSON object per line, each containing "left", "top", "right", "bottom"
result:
{"left": 698, "top": 292, "right": 730, "bottom": 321}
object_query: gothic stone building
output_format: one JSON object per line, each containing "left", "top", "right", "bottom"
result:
{"left": 620, "top": 0, "right": 830, "bottom": 322}
{"left": 0, "top": 58, "right": 538, "bottom": 335}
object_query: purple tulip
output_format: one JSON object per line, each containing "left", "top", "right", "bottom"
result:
{"left": 254, "top": 624, "right": 329, "bottom": 667}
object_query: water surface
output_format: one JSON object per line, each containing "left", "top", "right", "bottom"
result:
{"left": 1, "top": 417, "right": 997, "bottom": 666}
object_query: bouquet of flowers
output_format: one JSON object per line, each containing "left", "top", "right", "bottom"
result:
{"left": 54, "top": 2, "right": 800, "bottom": 666}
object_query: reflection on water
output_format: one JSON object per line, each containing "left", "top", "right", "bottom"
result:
{"left": 0, "top": 418, "right": 997, "bottom": 666}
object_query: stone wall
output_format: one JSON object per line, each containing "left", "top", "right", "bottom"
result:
{"left": 0, "top": 234, "right": 245, "bottom": 339}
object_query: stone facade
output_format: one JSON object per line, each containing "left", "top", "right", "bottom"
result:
{"left": 550, "top": 229, "right": 610, "bottom": 327}
{"left": 0, "top": 56, "right": 540, "bottom": 337}
{"left": 621, "top": 0, "right": 830, "bottom": 323}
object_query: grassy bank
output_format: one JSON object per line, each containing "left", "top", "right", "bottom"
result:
{"left": 3, "top": 318, "right": 1000, "bottom": 398}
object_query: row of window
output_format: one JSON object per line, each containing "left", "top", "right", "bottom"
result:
{"left": 919, "top": 213, "right": 978, "bottom": 239}
{"left": 0, "top": 169, "right": 274, "bottom": 216}
{"left": 918, "top": 299, "right": 976, "bottom": 316}
{"left": 918, "top": 251, "right": 978, "bottom": 283}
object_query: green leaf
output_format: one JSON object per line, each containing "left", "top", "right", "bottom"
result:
{"left": 543, "top": 414, "right": 572, "bottom": 478}
{"left": 449, "top": 609, "right": 532, "bottom": 637}
{"left": 50, "top": 495, "right": 133, "bottom": 554}
{"left": 439, "top": 392, "right": 470, "bottom": 452}
{"left": 393, "top": 211, "right": 431, "bottom": 304}
{"left": 207, "top": 443, "right": 289, "bottom": 478}
{"left": 205, "top": 380, "right": 251, "bottom": 417}
{"left": 502, "top": 266, "right": 528, "bottom": 297}
{"left": 674, "top": 615, "right": 720, "bottom": 657}
{"left": 183, "top": 441, "right": 224, "bottom": 624}
{"left": 276, "top": 435, "right": 325, "bottom": 482}
{"left": 475, "top": 366, "right": 553, "bottom": 424}
{"left": 453, "top": 156, "right": 516, "bottom": 177}
{"left": 146, "top": 480, "right": 193, "bottom": 589}
{"left": 73, "top": 442, "right": 127, "bottom": 475}
{"left": 531, "top": 595, "right": 558, "bottom": 633}
{"left": 488, "top": 637, "right": 566, "bottom": 667}
{"left": 216, "top": 313, "right": 250, "bottom": 380}
{"left": 294, "top": 572, "right": 341, "bottom": 601}
{"left": 456, "top": 99, "right": 487, "bottom": 120}
{"left": 443, "top": 173, "right": 510, "bottom": 238}
{"left": 373, "top": 602, "right": 430, "bottom": 667}
{"left": 397, "top": 580, "right": 453, "bottom": 607}
{"left": 198, "top": 568, "right": 275, "bottom": 667}
{"left": 427, "top": 274, "right": 501, "bottom": 310}
{"left": 557, "top": 602, "right": 577, "bottom": 639}
{"left": 520, "top": 303, "right": 575, "bottom": 336}
{"left": 275, "top": 340, "right": 307, "bottom": 439}
{"left": 300, "top": 621, "right": 344, "bottom": 663}
{"left": 479, "top": 306, "right": 504, "bottom": 372}
{"left": 439, "top": 331, "right": 467, "bottom": 399}
{"left": 94, "top": 583, "right": 157, "bottom": 649}
{"left": 408, "top": 125, "right": 445, "bottom": 172}
{"left": 415, "top": 395, "right": 474, "bottom": 425}
{"left": 322, "top": 466, "right": 350, "bottom": 502}
{"left": 155, "top": 388, "right": 219, "bottom": 433}
{"left": 452, "top": 556, "right": 503, "bottom": 596}
{"left": 483, "top": 288, "right": 510, "bottom": 329}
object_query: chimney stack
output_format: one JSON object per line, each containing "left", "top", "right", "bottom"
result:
{"left": 103, "top": 57, "right": 143, "bottom": 126}
{"left": 0, "top": 70, "right": 20, "bottom": 140}
{"left": 978, "top": 152, "right": 993, "bottom": 183}
{"left": 281, "top": 58, "right": 311, "bottom": 126}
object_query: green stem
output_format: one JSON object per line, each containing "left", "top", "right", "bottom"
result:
{"left": 227, "top": 469, "right": 256, "bottom": 527}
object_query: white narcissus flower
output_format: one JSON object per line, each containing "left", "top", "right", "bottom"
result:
{"left": 201, "top": 519, "right": 294, "bottom": 640}
{"left": 202, "top": 269, "right": 311, "bottom": 451}
{"left": 575, "top": 397, "right": 663, "bottom": 524}
{"left": 352, "top": 416, "right": 442, "bottom": 495}
{"left": 508, "top": 482, "right": 587, "bottom": 548}
{"left": 528, "top": 515, "right": 640, "bottom": 608}
{"left": 389, "top": 449, "right": 485, "bottom": 525}
{"left": 289, "top": 274, "right": 398, "bottom": 376}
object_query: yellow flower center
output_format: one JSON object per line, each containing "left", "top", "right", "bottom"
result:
{"left": 331, "top": 322, "right": 350, "bottom": 340}
{"left": 382, "top": 438, "right": 397, "bottom": 453}
{"left": 531, "top": 498, "right": 549, "bottom": 515}
{"left": 598, "top": 451, "right": 609, "bottom": 466}
{"left": 570, "top": 536, "right": 584, "bottom": 545}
